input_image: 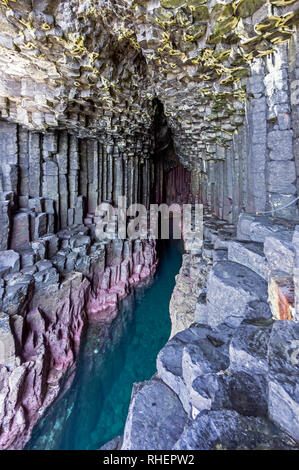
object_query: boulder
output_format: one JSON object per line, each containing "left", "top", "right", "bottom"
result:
{"left": 157, "top": 324, "right": 232, "bottom": 413}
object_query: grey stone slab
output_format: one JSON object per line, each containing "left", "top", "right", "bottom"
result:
{"left": 206, "top": 261, "right": 268, "bottom": 328}
{"left": 10, "top": 212, "right": 30, "bottom": 250}
{"left": 173, "top": 410, "right": 293, "bottom": 450}
{"left": 0, "top": 250, "right": 20, "bottom": 273}
{"left": 33, "top": 213, "right": 47, "bottom": 240}
{"left": 0, "top": 200, "right": 10, "bottom": 251}
{"left": 228, "top": 240, "right": 269, "bottom": 280}
{"left": 268, "top": 130, "right": 293, "bottom": 160}
{"left": 0, "top": 312, "right": 15, "bottom": 368}
{"left": 237, "top": 214, "right": 296, "bottom": 243}
{"left": 28, "top": 132, "right": 41, "bottom": 198}
{"left": 122, "top": 379, "right": 187, "bottom": 450}
{"left": 267, "top": 161, "right": 296, "bottom": 195}
{"left": 229, "top": 323, "right": 272, "bottom": 376}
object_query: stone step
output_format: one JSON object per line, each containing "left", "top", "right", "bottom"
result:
{"left": 206, "top": 261, "right": 268, "bottom": 328}
{"left": 227, "top": 240, "right": 269, "bottom": 280}
{"left": 156, "top": 324, "right": 232, "bottom": 414}
{"left": 237, "top": 213, "right": 296, "bottom": 243}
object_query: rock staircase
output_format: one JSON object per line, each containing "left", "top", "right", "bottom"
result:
{"left": 121, "top": 213, "right": 299, "bottom": 450}
{"left": 203, "top": 213, "right": 299, "bottom": 324}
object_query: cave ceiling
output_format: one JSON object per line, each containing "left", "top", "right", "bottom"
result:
{"left": 0, "top": 0, "right": 298, "bottom": 165}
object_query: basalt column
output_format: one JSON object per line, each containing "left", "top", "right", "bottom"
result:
{"left": 0, "top": 118, "right": 161, "bottom": 449}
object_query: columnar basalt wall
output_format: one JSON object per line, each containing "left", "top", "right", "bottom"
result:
{"left": 0, "top": 120, "right": 155, "bottom": 253}
{"left": 200, "top": 36, "right": 299, "bottom": 222}
{"left": 0, "top": 114, "right": 161, "bottom": 449}
{"left": 0, "top": 2, "right": 297, "bottom": 227}
{"left": 0, "top": 236, "right": 157, "bottom": 450}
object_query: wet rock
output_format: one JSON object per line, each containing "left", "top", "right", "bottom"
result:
{"left": 122, "top": 379, "right": 187, "bottom": 450}
{"left": 100, "top": 435, "right": 123, "bottom": 450}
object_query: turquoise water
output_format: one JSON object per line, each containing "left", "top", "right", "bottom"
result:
{"left": 26, "top": 240, "right": 183, "bottom": 450}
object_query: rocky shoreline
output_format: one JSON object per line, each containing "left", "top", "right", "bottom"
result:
{"left": 0, "top": 231, "right": 157, "bottom": 450}
{"left": 117, "top": 213, "right": 299, "bottom": 450}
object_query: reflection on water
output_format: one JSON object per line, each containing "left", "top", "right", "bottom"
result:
{"left": 26, "top": 240, "right": 183, "bottom": 450}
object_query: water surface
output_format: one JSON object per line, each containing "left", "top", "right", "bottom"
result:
{"left": 27, "top": 240, "right": 182, "bottom": 450}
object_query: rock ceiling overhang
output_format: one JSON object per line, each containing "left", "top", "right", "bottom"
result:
{"left": 0, "top": 0, "right": 298, "bottom": 164}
